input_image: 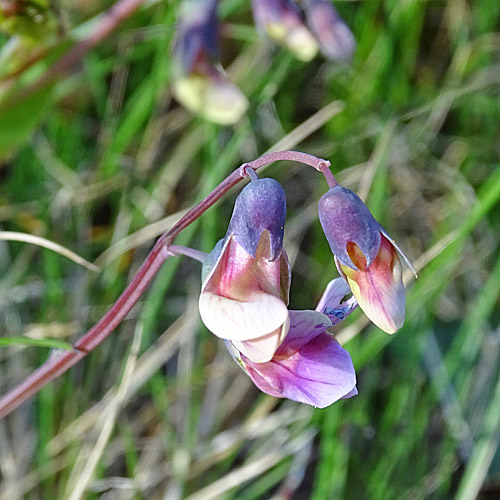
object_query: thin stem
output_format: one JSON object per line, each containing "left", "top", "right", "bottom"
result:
{"left": 0, "top": 150, "right": 330, "bottom": 419}
{"left": 169, "top": 245, "right": 208, "bottom": 263}
{"left": 319, "top": 162, "right": 338, "bottom": 188}
{"left": 244, "top": 166, "right": 259, "bottom": 182}
{"left": 243, "top": 151, "right": 331, "bottom": 173}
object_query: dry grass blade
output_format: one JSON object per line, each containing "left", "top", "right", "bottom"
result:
{"left": 64, "top": 322, "right": 143, "bottom": 500}
{"left": 265, "top": 101, "right": 345, "bottom": 155}
{"left": 94, "top": 210, "right": 188, "bottom": 267}
{"left": 46, "top": 304, "right": 199, "bottom": 457}
{"left": 0, "top": 231, "right": 99, "bottom": 272}
{"left": 184, "top": 431, "right": 316, "bottom": 500}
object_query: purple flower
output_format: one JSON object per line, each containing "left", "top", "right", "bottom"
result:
{"left": 319, "top": 185, "right": 415, "bottom": 334}
{"left": 171, "top": 0, "right": 247, "bottom": 124}
{"left": 199, "top": 178, "right": 359, "bottom": 407}
{"left": 303, "top": 0, "right": 356, "bottom": 62}
{"left": 199, "top": 178, "right": 291, "bottom": 363}
{"left": 226, "top": 278, "right": 358, "bottom": 408}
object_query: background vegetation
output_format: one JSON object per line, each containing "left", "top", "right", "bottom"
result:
{"left": 0, "top": 0, "right": 499, "bottom": 499}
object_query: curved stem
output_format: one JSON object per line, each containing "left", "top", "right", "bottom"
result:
{"left": 243, "top": 150, "right": 331, "bottom": 172}
{"left": 169, "top": 245, "right": 207, "bottom": 263}
{"left": 0, "top": 150, "right": 331, "bottom": 419}
{"left": 319, "top": 163, "right": 338, "bottom": 188}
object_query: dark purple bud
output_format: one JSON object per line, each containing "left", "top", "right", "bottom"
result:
{"left": 304, "top": 0, "right": 356, "bottom": 62}
{"left": 318, "top": 186, "right": 382, "bottom": 270}
{"left": 227, "top": 178, "right": 286, "bottom": 261}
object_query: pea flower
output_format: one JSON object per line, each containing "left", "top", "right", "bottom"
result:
{"left": 318, "top": 185, "right": 416, "bottom": 334}
{"left": 251, "top": 0, "right": 319, "bottom": 62}
{"left": 171, "top": 0, "right": 248, "bottom": 125}
{"left": 226, "top": 278, "right": 358, "bottom": 408}
{"left": 199, "top": 177, "right": 291, "bottom": 363}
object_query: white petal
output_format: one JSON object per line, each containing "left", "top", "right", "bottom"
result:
{"left": 233, "top": 316, "right": 290, "bottom": 363}
{"left": 199, "top": 291, "right": 289, "bottom": 341}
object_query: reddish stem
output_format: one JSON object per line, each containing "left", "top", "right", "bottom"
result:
{"left": 0, "top": 151, "right": 331, "bottom": 419}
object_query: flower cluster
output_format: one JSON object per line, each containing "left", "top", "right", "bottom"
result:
{"left": 198, "top": 173, "right": 414, "bottom": 408}
{"left": 0, "top": 151, "right": 415, "bottom": 419}
{"left": 171, "top": 0, "right": 355, "bottom": 124}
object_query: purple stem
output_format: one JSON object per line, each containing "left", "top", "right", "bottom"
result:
{"left": 319, "top": 164, "right": 338, "bottom": 188}
{"left": 244, "top": 166, "right": 259, "bottom": 182}
{"left": 169, "top": 245, "right": 207, "bottom": 262}
{"left": 0, "top": 151, "right": 332, "bottom": 419}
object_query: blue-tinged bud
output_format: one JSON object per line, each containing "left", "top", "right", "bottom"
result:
{"left": 318, "top": 186, "right": 381, "bottom": 270}
{"left": 227, "top": 178, "right": 286, "bottom": 261}
{"left": 319, "top": 184, "right": 416, "bottom": 334}
{"left": 199, "top": 178, "right": 290, "bottom": 363}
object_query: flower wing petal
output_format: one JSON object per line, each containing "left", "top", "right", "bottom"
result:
{"left": 315, "top": 277, "right": 350, "bottom": 312}
{"left": 244, "top": 332, "right": 357, "bottom": 408}
{"left": 315, "top": 278, "right": 358, "bottom": 326}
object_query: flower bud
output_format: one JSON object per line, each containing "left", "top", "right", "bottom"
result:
{"left": 228, "top": 178, "right": 286, "bottom": 261}
{"left": 319, "top": 185, "right": 415, "bottom": 334}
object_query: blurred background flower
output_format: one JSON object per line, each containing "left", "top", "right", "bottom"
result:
{"left": 172, "top": 0, "right": 355, "bottom": 122}
{"left": 171, "top": 0, "right": 248, "bottom": 124}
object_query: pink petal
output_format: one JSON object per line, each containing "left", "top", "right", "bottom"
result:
{"left": 274, "top": 310, "right": 332, "bottom": 357}
{"left": 340, "top": 235, "right": 405, "bottom": 334}
{"left": 243, "top": 332, "right": 357, "bottom": 408}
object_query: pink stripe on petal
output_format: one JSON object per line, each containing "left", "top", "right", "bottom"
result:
{"left": 198, "top": 291, "right": 289, "bottom": 341}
